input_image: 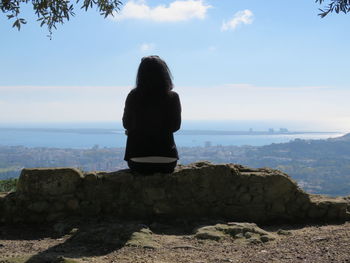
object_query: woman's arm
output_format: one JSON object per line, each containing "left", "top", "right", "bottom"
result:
{"left": 169, "top": 92, "right": 181, "bottom": 132}
{"left": 122, "top": 92, "right": 133, "bottom": 131}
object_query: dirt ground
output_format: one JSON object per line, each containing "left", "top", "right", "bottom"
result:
{"left": 1, "top": 219, "right": 350, "bottom": 263}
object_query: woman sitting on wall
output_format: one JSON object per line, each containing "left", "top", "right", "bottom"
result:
{"left": 122, "top": 56, "right": 182, "bottom": 174}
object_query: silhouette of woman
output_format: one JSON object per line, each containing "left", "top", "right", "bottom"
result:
{"left": 123, "top": 56, "right": 181, "bottom": 174}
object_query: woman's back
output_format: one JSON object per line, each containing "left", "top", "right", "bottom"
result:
{"left": 123, "top": 89, "right": 181, "bottom": 134}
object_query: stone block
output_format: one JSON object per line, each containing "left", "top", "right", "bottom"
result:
{"left": 17, "top": 168, "right": 83, "bottom": 196}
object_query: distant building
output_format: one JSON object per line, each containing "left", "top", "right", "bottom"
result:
{"left": 279, "top": 128, "right": 289, "bottom": 133}
{"left": 268, "top": 128, "right": 274, "bottom": 133}
{"left": 204, "top": 141, "right": 212, "bottom": 148}
{"left": 249, "top": 128, "right": 253, "bottom": 133}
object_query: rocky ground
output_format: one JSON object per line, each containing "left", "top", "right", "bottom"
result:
{"left": 0, "top": 219, "right": 350, "bottom": 263}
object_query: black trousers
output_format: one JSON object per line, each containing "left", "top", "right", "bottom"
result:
{"left": 127, "top": 160, "right": 177, "bottom": 174}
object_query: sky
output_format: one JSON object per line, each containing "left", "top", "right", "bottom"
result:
{"left": 1, "top": 0, "right": 350, "bottom": 131}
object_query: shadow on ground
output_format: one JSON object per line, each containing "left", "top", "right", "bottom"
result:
{"left": 25, "top": 221, "right": 143, "bottom": 262}
{"left": 0, "top": 218, "right": 336, "bottom": 263}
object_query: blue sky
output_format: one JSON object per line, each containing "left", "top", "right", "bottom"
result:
{"left": 1, "top": 0, "right": 350, "bottom": 131}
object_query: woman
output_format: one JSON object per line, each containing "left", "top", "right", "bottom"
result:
{"left": 123, "top": 56, "right": 181, "bottom": 174}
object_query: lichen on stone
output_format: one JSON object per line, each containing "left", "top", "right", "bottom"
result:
{"left": 194, "top": 223, "right": 276, "bottom": 243}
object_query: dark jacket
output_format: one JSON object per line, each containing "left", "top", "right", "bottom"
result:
{"left": 123, "top": 89, "right": 181, "bottom": 161}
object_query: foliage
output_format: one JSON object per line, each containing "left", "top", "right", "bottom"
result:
{"left": 0, "top": 178, "right": 17, "bottom": 192}
{"left": 1, "top": 0, "right": 348, "bottom": 36}
{"left": 0, "top": 0, "right": 122, "bottom": 36}
{"left": 316, "top": 0, "right": 350, "bottom": 17}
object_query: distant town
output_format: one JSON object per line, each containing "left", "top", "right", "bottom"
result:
{"left": 1, "top": 133, "right": 350, "bottom": 196}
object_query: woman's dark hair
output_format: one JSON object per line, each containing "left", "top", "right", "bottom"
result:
{"left": 136, "top": 56, "right": 173, "bottom": 94}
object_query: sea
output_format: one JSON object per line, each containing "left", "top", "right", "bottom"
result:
{"left": 0, "top": 121, "right": 344, "bottom": 149}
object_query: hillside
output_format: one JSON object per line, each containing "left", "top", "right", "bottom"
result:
{"left": 241, "top": 134, "right": 350, "bottom": 195}
{"left": 331, "top": 132, "right": 350, "bottom": 141}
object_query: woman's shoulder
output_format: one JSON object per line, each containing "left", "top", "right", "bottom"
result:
{"left": 128, "top": 88, "right": 137, "bottom": 95}
{"left": 127, "top": 89, "right": 179, "bottom": 100}
{"left": 126, "top": 88, "right": 139, "bottom": 99}
{"left": 168, "top": 90, "right": 180, "bottom": 99}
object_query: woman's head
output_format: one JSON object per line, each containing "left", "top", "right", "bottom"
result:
{"left": 136, "top": 56, "right": 173, "bottom": 93}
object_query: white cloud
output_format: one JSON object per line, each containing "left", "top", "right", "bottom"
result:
{"left": 221, "top": 9, "right": 254, "bottom": 31}
{"left": 113, "top": 0, "right": 212, "bottom": 22}
{"left": 0, "top": 86, "right": 131, "bottom": 122}
{"left": 140, "top": 43, "right": 155, "bottom": 52}
{"left": 175, "top": 84, "right": 350, "bottom": 131}
{"left": 1, "top": 85, "right": 350, "bottom": 131}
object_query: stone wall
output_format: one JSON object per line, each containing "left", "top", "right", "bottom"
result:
{"left": 0, "top": 162, "right": 349, "bottom": 224}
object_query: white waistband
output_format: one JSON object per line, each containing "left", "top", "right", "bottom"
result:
{"left": 130, "top": 156, "right": 177, "bottom": 163}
